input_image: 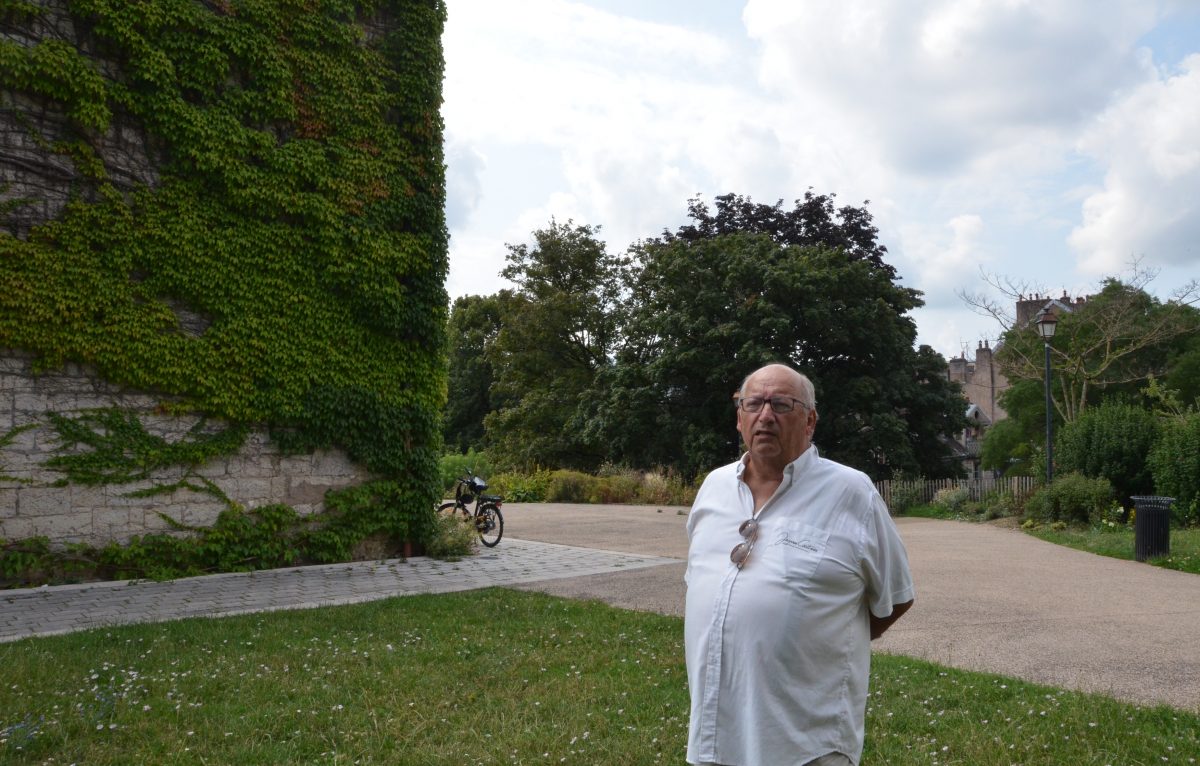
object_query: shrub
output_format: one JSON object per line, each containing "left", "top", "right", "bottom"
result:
{"left": 488, "top": 470, "right": 552, "bottom": 502}
{"left": 546, "top": 470, "right": 598, "bottom": 503}
{"left": 423, "top": 513, "right": 478, "bottom": 560}
{"left": 888, "top": 480, "right": 925, "bottom": 514}
{"left": 1055, "top": 402, "right": 1159, "bottom": 502}
{"left": 979, "top": 492, "right": 1022, "bottom": 521}
{"left": 593, "top": 471, "right": 641, "bottom": 504}
{"left": 635, "top": 470, "right": 695, "bottom": 505}
{"left": 1024, "top": 473, "right": 1114, "bottom": 525}
{"left": 439, "top": 449, "right": 494, "bottom": 494}
{"left": 1148, "top": 411, "right": 1200, "bottom": 516}
{"left": 931, "top": 486, "right": 969, "bottom": 514}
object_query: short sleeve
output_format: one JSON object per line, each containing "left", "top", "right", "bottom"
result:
{"left": 861, "top": 492, "right": 915, "bottom": 617}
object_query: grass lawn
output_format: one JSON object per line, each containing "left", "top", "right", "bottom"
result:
{"left": 2, "top": 589, "right": 1197, "bottom": 765}
{"left": 1025, "top": 525, "right": 1200, "bottom": 575}
{"left": 901, "top": 505, "right": 1200, "bottom": 576}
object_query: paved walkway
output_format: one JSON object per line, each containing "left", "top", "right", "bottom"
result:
{"left": 0, "top": 539, "right": 677, "bottom": 642}
{"left": 3, "top": 503, "right": 1199, "bottom": 713}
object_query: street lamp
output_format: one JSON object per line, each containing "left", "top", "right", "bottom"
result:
{"left": 1035, "top": 307, "right": 1058, "bottom": 484}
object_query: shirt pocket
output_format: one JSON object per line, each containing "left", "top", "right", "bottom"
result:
{"left": 768, "top": 522, "right": 830, "bottom": 588}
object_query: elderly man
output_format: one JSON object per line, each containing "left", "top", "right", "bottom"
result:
{"left": 684, "top": 363, "right": 914, "bottom": 766}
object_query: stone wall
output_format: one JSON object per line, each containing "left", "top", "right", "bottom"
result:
{"left": 0, "top": 351, "right": 370, "bottom": 545}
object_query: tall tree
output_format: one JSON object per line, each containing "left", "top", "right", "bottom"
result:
{"left": 586, "top": 232, "right": 965, "bottom": 480}
{"left": 664, "top": 191, "right": 895, "bottom": 276}
{"left": 994, "top": 277, "right": 1200, "bottom": 422}
{"left": 483, "top": 220, "right": 626, "bottom": 470}
{"left": 443, "top": 293, "right": 504, "bottom": 453}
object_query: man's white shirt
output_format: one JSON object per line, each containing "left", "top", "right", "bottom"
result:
{"left": 684, "top": 446, "right": 915, "bottom": 766}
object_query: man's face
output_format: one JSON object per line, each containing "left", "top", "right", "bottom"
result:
{"left": 736, "top": 366, "right": 817, "bottom": 469}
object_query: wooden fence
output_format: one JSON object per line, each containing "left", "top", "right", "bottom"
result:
{"left": 874, "top": 476, "right": 1039, "bottom": 511}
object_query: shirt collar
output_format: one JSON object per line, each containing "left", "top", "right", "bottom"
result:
{"left": 736, "top": 444, "right": 820, "bottom": 491}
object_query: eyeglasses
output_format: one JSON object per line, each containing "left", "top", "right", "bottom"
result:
{"left": 736, "top": 396, "right": 810, "bottom": 414}
{"left": 730, "top": 518, "right": 759, "bottom": 569}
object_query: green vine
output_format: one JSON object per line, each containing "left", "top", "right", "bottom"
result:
{"left": 45, "top": 409, "right": 245, "bottom": 500}
{"left": 0, "top": 0, "right": 449, "bottom": 572}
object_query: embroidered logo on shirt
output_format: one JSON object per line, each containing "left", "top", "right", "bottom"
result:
{"left": 772, "top": 529, "right": 823, "bottom": 553}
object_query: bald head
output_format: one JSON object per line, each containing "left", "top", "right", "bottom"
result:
{"left": 736, "top": 364, "right": 819, "bottom": 475}
{"left": 738, "top": 364, "right": 816, "bottom": 411}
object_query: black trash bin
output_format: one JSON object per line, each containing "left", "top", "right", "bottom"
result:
{"left": 1131, "top": 495, "right": 1173, "bottom": 562}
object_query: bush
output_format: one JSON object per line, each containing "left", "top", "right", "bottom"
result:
{"left": 931, "top": 486, "right": 969, "bottom": 514}
{"left": 488, "top": 470, "right": 552, "bottom": 502}
{"left": 592, "top": 471, "right": 641, "bottom": 504}
{"left": 1055, "top": 402, "right": 1159, "bottom": 501}
{"left": 423, "top": 513, "right": 478, "bottom": 560}
{"left": 1148, "top": 412, "right": 1200, "bottom": 516}
{"left": 979, "top": 492, "right": 1022, "bottom": 521}
{"left": 546, "top": 470, "right": 598, "bottom": 503}
{"left": 888, "top": 480, "right": 925, "bottom": 514}
{"left": 439, "top": 449, "right": 494, "bottom": 494}
{"left": 1024, "top": 473, "right": 1114, "bottom": 525}
{"left": 635, "top": 470, "right": 695, "bottom": 505}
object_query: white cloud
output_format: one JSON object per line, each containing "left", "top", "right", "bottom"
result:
{"left": 445, "top": 140, "right": 486, "bottom": 230}
{"left": 1069, "top": 53, "right": 1200, "bottom": 273}
{"left": 742, "top": 0, "right": 1162, "bottom": 176}
{"left": 898, "top": 214, "right": 988, "bottom": 300}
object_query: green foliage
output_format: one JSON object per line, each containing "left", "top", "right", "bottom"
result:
{"left": 1054, "top": 401, "right": 1159, "bottom": 502}
{"left": 544, "top": 470, "right": 597, "bottom": 503}
{"left": 0, "top": 1, "right": 449, "bottom": 562}
{"left": 484, "top": 221, "right": 626, "bottom": 471}
{"left": 443, "top": 294, "right": 503, "bottom": 452}
{"left": 887, "top": 479, "right": 925, "bottom": 514}
{"left": 1148, "top": 411, "right": 1200, "bottom": 519}
{"left": 487, "top": 470, "right": 553, "bottom": 503}
{"left": 301, "top": 480, "right": 435, "bottom": 564}
{"left": 931, "top": 486, "right": 970, "bottom": 514}
{"left": 422, "top": 512, "right": 478, "bottom": 560}
{"left": 996, "top": 277, "right": 1200, "bottom": 423}
{"left": 437, "top": 448, "right": 493, "bottom": 493}
{"left": 2, "top": 481, "right": 438, "bottom": 586}
{"left": 980, "top": 380, "right": 1048, "bottom": 475}
{"left": 1024, "top": 473, "right": 1114, "bottom": 525}
{"left": 44, "top": 408, "right": 245, "bottom": 490}
{"left": 590, "top": 232, "right": 966, "bottom": 480}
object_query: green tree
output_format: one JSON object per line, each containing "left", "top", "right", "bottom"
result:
{"left": 443, "top": 293, "right": 504, "bottom": 453}
{"left": 483, "top": 220, "right": 626, "bottom": 470}
{"left": 979, "top": 380, "right": 1050, "bottom": 476}
{"left": 1054, "top": 401, "right": 1160, "bottom": 504}
{"left": 993, "top": 277, "right": 1199, "bottom": 423}
{"left": 587, "top": 232, "right": 966, "bottom": 480}
{"left": 1148, "top": 411, "right": 1200, "bottom": 524}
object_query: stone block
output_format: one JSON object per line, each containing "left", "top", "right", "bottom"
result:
{"left": 0, "top": 515, "right": 38, "bottom": 540}
{"left": 178, "top": 502, "right": 224, "bottom": 529}
{"left": 285, "top": 478, "right": 336, "bottom": 506}
{"left": 233, "top": 478, "right": 272, "bottom": 503}
{"left": 194, "top": 458, "right": 229, "bottom": 478}
{"left": 312, "top": 449, "right": 359, "bottom": 478}
{"left": 7, "top": 425, "right": 39, "bottom": 453}
{"left": 0, "top": 487, "right": 18, "bottom": 516}
{"left": 24, "top": 513, "right": 91, "bottom": 541}
{"left": 92, "top": 508, "right": 134, "bottom": 539}
{"left": 16, "top": 486, "right": 72, "bottom": 516}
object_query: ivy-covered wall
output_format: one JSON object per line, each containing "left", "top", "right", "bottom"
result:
{"left": 0, "top": 0, "right": 448, "bottom": 555}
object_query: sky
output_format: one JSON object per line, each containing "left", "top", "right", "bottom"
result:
{"left": 440, "top": 0, "right": 1200, "bottom": 360}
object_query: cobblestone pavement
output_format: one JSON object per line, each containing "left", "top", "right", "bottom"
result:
{"left": 0, "top": 539, "right": 680, "bottom": 643}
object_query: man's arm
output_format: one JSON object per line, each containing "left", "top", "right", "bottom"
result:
{"left": 869, "top": 599, "right": 913, "bottom": 640}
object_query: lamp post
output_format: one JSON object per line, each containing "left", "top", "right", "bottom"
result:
{"left": 1035, "top": 307, "right": 1058, "bottom": 484}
